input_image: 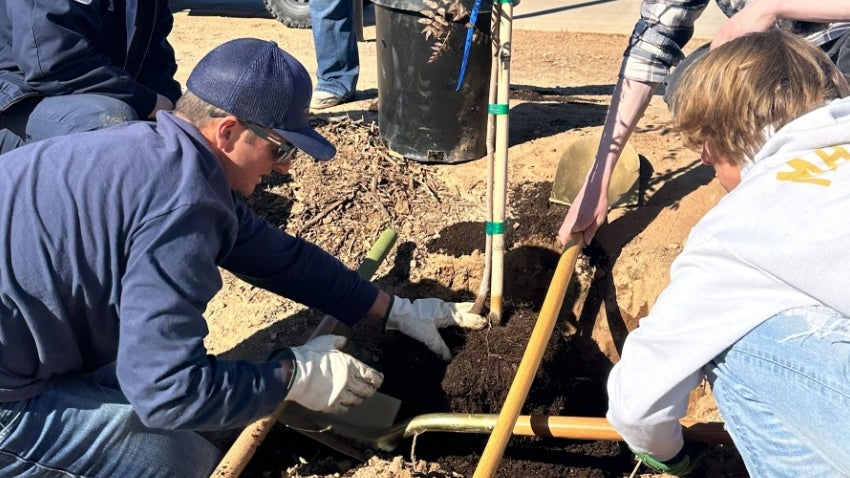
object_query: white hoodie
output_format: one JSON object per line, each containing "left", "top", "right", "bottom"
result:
{"left": 606, "top": 96, "right": 850, "bottom": 460}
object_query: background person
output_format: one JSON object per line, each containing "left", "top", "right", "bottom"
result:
{"left": 0, "top": 0, "right": 181, "bottom": 154}
{"left": 606, "top": 30, "right": 850, "bottom": 476}
{"left": 558, "top": 0, "right": 850, "bottom": 246}
{"left": 308, "top": 0, "right": 359, "bottom": 109}
{"left": 0, "top": 37, "right": 484, "bottom": 477}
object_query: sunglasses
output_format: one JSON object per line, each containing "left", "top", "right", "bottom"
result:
{"left": 239, "top": 119, "right": 297, "bottom": 165}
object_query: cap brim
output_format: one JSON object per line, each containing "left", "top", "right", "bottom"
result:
{"left": 276, "top": 127, "right": 336, "bottom": 161}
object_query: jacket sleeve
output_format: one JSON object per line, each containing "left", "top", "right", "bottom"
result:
{"left": 132, "top": 0, "right": 181, "bottom": 104}
{"left": 117, "top": 204, "right": 288, "bottom": 430}
{"left": 220, "top": 200, "right": 380, "bottom": 327}
{"left": 8, "top": 0, "right": 159, "bottom": 116}
{"left": 620, "top": 0, "right": 711, "bottom": 84}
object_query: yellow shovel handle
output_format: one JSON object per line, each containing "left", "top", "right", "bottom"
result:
{"left": 473, "top": 232, "right": 583, "bottom": 478}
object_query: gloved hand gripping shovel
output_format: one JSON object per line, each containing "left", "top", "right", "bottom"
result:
{"left": 211, "top": 228, "right": 401, "bottom": 477}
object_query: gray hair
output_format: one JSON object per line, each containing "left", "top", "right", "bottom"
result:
{"left": 174, "top": 91, "right": 230, "bottom": 127}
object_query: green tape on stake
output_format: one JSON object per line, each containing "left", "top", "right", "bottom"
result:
{"left": 498, "top": 0, "right": 512, "bottom": 3}
{"left": 488, "top": 104, "right": 509, "bottom": 115}
{"left": 485, "top": 221, "right": 506, "bottom": 235}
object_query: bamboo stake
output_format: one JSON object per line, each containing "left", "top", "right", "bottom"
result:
{"left": 211, "top": 229, "right": 398, "bottom": 478}
{"left": 471, "top": 0, "right": 501, "bottom": 315}
{"left": 487, "top": 0, "right": 512, "bottom": 325}
{"left": 473, "top": 232, "right": 582, "bottom": 478}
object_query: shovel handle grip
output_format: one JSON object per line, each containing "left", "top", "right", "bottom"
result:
{"left": 211, "top": 228, "right": 397, "bottom": 478}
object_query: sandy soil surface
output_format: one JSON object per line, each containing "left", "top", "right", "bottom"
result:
{"left": 168, "top": 8, "right": 746, "bottom": 478}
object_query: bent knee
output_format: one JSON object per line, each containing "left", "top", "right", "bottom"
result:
{"left": 79, "top": 98, "right": 139, "bottom": 129}
{"left": 34, "top": 94, "right": 139, "bottom": 133}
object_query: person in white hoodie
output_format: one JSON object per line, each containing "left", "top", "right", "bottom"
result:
{"left": 606, "top": 29, "right": 850, "bottom": 477}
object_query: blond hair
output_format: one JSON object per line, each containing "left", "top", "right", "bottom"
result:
{"left": 670, "top": 29, "right": 850, "bottom": 166}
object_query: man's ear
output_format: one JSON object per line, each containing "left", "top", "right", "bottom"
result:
{"left": 208, "top": 115, "right": 241, "bottom": 153}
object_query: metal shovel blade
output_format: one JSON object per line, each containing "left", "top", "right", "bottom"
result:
{"left": 549, "top": 134, "right": 641, "bottom": 208}
{"left": 277, "top": 391, "right": 401, "bottom": 460}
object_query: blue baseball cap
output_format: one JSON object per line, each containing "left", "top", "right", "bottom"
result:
{"left": 187, "top": 38, "right": 335, "bottom": 161}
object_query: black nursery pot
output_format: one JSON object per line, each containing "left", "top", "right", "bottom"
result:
{"left": 373, "top": 0, "right": 492, "bottom": 164}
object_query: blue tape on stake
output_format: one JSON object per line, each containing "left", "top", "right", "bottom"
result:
{"left": 456, "top": 0, "right": 482, "bottom": 91}
{"left": 485, "top": 221, "right": 506, "bottom": 235}
{"left": 488, "top": 104, "right": 509, "bottom": 115}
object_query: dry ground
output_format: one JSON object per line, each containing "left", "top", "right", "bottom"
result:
{"left": 168, "top": 8, "right": 745, "bottom": 478}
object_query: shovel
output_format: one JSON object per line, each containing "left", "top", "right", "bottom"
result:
{"left": 272, "top": 233, "right": 730, "bottom": 461}
{"left": 549, "top": 134, "right": 641, "bottom": 208}
{"left": 211, "top": 228, "right": 401, "bottom": 477}
{"left": 473, "top": 232, "right": 584, "bottom": 477}
{"left": 274, "top": 408, "right": 731, "bottom": 452}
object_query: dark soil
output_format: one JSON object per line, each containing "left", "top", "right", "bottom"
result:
{"left": 217, "top": 116, "right": 747, "bottom": 478}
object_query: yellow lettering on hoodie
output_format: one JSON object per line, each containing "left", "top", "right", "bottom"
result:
{"left": 776, "top": 146, "right": 850, "bottom": 186}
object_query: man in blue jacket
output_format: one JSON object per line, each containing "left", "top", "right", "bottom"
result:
{"left": 0, "top": 37, "right": 485, "bottom": 477}
{"left": 0, "top": 0, "right": 181, "bottom": 154}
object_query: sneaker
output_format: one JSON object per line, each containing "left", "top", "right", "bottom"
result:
{"left": 310, "top": 90, "right": 350, "bottom": 110}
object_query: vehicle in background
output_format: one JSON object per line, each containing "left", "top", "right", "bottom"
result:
{"left": 170, "top": 0, "right": 311, "bottom": 29}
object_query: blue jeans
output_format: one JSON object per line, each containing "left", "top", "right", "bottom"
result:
{"left": 0, "top": 365, "right": 221, "bottom": 477}
{"left": 706, "top": 306, "right": 850, "bottom": 477}
{"left": 309, "top": 0, "right": 359, "bottom": 98}
{"left": 0, "top": 94, "right": 138, "bottom": 155}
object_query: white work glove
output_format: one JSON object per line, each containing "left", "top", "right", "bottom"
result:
{"left": 385, "top": 296, "right": 487, "bottom": 361}
{"left": 284, "top": 335, "right": 384, "bottom": 414}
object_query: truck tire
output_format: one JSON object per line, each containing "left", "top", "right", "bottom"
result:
{"left": 264, "top": 0, "right": 312, "bottom": 29}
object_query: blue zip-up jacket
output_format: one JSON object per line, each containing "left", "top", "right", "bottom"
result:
{"left": 0, "top": 112, "right": 379, "bottom": 430}
{"left": 0, "top": 0, "right": 181, "bottom": 117}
